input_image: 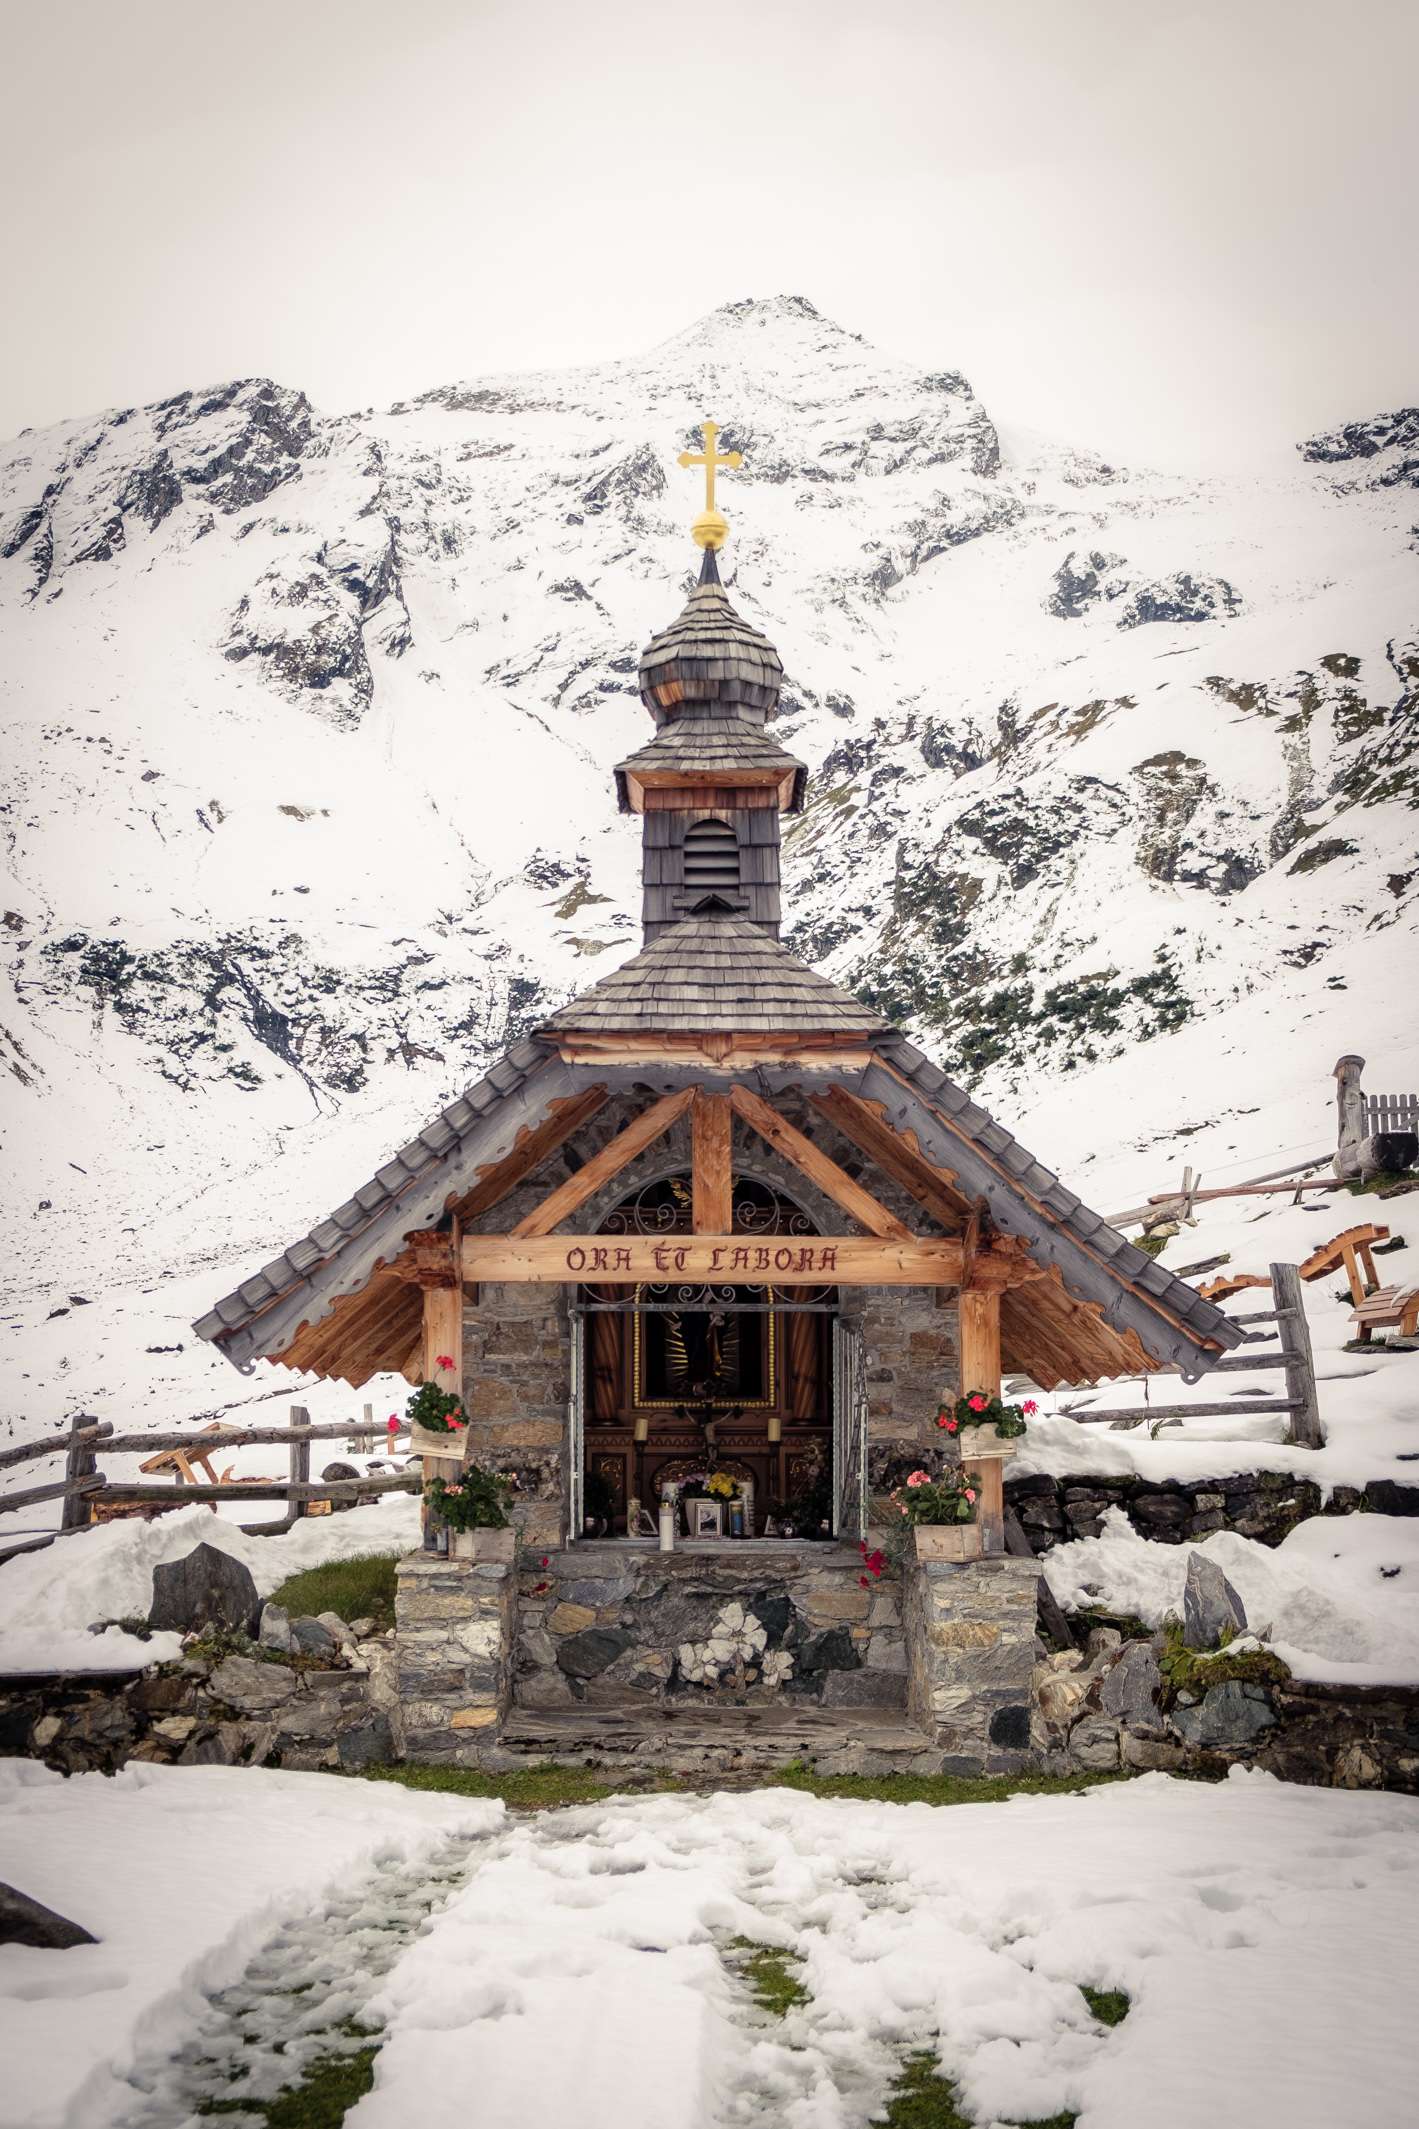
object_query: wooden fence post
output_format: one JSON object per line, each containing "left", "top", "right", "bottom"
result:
{"left": 289, "top": 1405, "right": 311, "bottom": 1519}
{"left": 1272, "top": 1262, "right": 1323, "bottom": 1449}
{"left": 60, "top": 1416, "right": 107, "bottom": 1530}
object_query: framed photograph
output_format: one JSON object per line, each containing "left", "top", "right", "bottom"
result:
{"left": 689, "top": 1499, "right": 724, "bottom": 1539}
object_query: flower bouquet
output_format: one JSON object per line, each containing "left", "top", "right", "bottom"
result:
{"left": 936, "top": 1389, "right": 1036, "bottom": 1463}
{"left": 406, "top": 1357, "right": 469, "bottom": 1458}
{"left": 426, "top": 1463, "right": 515, "bottom": 1562}
{"left": 891, "top": 1465, "right": 982, "bottom": 1563}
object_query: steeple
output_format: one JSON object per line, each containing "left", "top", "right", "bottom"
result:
{"left": 614, "top": 421, "right": 806, "bottom": 942}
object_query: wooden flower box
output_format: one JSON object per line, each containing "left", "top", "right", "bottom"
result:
{"left": 913, "top": 1521, "right": 984, "bottom": 1564}
{"left": 959, "top": 1431, "right": 1019, "bottom": 1464}
{"left": 449, "top": 1526, "right": 516, "bottom": 1564}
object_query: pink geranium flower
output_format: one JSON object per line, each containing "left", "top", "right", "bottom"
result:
{"left": 965, "top": 1488, "right": 977, "bottom": 1504}
{"left": 906, "top": 1470, "right": 929, "bottom": 1488}
{"left": 945, "top": 1419, "right": 959, "bottom": 1433}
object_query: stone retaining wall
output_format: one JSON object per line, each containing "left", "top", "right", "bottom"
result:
{"left": 1006, "top": 1470, "right": 1419, "bottom": 1554}
{"left": 902, "top": 1556, "right": 1038, "bottom": 1775}
{"left": 512, "top": 1543, "right": 907, "bottom": 1711}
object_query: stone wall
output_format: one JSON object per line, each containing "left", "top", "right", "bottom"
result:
{"left": 0, "top": 1626, "right": 399, "bottom": 1776}
{"left": 1036, "top": 1629, "right": 1419, "bottom": 1792}
{"left": 1004, "top": 1470, "right": 1413, "bottom": 1554}
{"left": 394, "top": 1553, "right": 515, "bottom": 1763}
{"left": 902, "top": 1556, "right": 1039, "bottom": 1774}
{"left": 512, "top": 1543, "right": 907, "bottom": 1711}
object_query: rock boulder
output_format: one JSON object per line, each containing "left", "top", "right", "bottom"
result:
{"left": 148, "top": 1544, "right": 259, "bottom": 1638}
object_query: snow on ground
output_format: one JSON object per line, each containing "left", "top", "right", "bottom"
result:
{"left": 5, "top": 1763, "right": 1415, "bottom": 2129}
{"left": 0, "top": 1493, "right": 419, "bottom": 1673}
{"left": 0, "top": 1759, "right": 499, "bottom": 2129}
{"left": 1043, "top": 1509, "right": 1419, "bottom": 1686}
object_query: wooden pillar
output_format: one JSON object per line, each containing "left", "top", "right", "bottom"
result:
{"left": 959, "top": 1288, "right": 1005, "bottom": 1556}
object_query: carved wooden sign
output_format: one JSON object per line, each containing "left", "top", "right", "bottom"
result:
{"left": 460, "top": 1234, "right": 979, "bottom": 1287}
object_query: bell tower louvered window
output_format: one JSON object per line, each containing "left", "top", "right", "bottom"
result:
{"left": 682, "top": 817, "right": 740, "bottom": 897}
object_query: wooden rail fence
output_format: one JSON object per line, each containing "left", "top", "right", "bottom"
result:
{"left": 1050, "top": 1261, "right": 1323, "bottom": 1450}
{"left": 0, "top": 1408, "right": 418, "bottom": 1565}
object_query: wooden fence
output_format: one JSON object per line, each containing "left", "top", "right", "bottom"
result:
{"left": 1049, "top": 1261, "right": 1323, "bottom": 1450}
{"left": 0, "top": 1407, "right": 418, "bottom": 1565}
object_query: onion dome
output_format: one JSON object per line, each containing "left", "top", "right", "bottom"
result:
{"left": 637, "top": 546, "right": 784, "bottom": 726}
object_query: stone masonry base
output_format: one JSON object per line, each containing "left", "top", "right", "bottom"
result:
{"left": 394, "top": 1551, "right": 515, "bottom": 1764}
{"left": 903, "top": 1555, "right": 1040, "bottom": 1775}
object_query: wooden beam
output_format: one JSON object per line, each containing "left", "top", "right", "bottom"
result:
{"left": 451, "top": 1085, "right": 610, "bottom": 1224}
{"left": 958, "top": 1289, "right": 1005, "bottom": 1556}
{"left": 554, "top": 1033, "right": 877, "bottom": 1069}
{"left": 511, "top": 1088, "right": 695, "bottom": 1237}
{"left": 728, "top": 1085, "right": 911, "bottom": 1240}
{"left": 691, "top": 1091, "right": 733, "bottom": 1233}
{"left": 457, "top": 1232, "right": 1026, "bottom": 1286}
{"left": 810, "top": 1088, "right": 971, "bottom": 1230}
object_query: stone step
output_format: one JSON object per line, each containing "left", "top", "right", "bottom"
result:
{"left": 494, "top": 1703, "right": 944, "bottom": 1779}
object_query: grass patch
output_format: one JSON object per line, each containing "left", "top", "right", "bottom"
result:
{"left": 765, "top": 1762, "right": 1130, "bottom": 1807}
{"left": 268, "top": 1555, "right": 397, "bottom": 1631}
{"left": 871, "top": 2052, "right": 1075, "bottom": 2129}
{"left": 728, "top": 1937, "right": 809, "bottom": 2017}
{"left": 346, "top": 1760, "right": 683, "bottom": 1811}
{"left": 198, "top": 2038, "right": 377, "bottom": 2126}
{"left": 1080, "top": 1985, "right": 1130, "bottom": 2025}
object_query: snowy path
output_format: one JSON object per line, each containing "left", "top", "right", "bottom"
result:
{"left": 4, "top": 1763, "right": 1418, "bottom": 2129}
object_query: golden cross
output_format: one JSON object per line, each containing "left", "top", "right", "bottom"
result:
{"left": 678, "top": 420, "right": 743, "bottom": 550}
{"left": 678, "top": 420, "right": 742, "bottom": 512}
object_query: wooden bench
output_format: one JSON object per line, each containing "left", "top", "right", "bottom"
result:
{"left": 1349, "top": 1286, "right": 1419, "bottom": 1345}
{"left": 1300, "top": 1224, "right": 1390, "bottom": 1308}
{"left": 1197, "top": 1272, "right": 1271, "bottom": 1303}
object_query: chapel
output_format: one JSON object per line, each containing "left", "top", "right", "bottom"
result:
{"left": 195, "top": 426, "right": 1240, "bottom": 1771}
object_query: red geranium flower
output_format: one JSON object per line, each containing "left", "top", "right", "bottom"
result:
{"left": 1023, "top": 1399, "right": 1038, "bottom": 1416}
{"left": 859, "top": 1574, "right": 870, "bottom": 1588}
{"left": 968, "top": 1393, "right": 988, "bottom": 1412}
{"left": 435, "top": 1354, "right": 455, "bottom": 1371}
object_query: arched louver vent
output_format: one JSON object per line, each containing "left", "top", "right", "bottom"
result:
{"left": 682, "top": 817, "right": 741, "bottom": 896}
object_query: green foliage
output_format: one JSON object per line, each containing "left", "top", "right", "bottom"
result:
{"left": 1157, "top": 1621, "right": 1289, "bottom": 1708}
{"left": 344, "top": 1760, "right": 683, "bottom": 1810}
{"left": 426, "top": 1465, "right": 512, "bottom": 1532}
{"left": 198, "top": 2038, "right": 378, "bottom": 2126}
{"left": 1135, "top": 1232, "right": 1170, "bottom": 1259}
{"left": 1080, "top": 1986, "right": 1130, "bottom": 2026}
{"left": 268, "top": 1555, "right": 397, "bottom": 1631}
{"left": 728, "top": 1938, "right": 810, "bottom": 2017}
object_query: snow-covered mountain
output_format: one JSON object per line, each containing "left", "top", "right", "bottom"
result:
{"left": 1, "top": 293, "right": 1415, "bottom": 1441}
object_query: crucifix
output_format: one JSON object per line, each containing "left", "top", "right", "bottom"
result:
{"left": 678, "top": 420, "right": 743, "bottom": 550}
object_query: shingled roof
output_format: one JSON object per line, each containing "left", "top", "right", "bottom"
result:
{"left": 614, "top": 718, "right": 807, "bottom": 813}
{"left": 638, "top": 549, "right": 784, "bottom": 721}
{"left": 539, "top": 912, "right": 887, "bottom": 1037}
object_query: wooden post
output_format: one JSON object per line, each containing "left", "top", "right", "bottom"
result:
{"left": 959, "top": 1289, "right": 1005, "bottom": 1555}
{"left": 1273, "top": 1261, "right": 1323, "bottom": 1449}
{"left": 288, "top": 1405, "right": 311, "bottom": 1520}
{"left": 60, "top": 1415, "right": 106, "bottom": 1531}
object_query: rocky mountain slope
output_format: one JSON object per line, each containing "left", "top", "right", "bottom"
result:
{"left": 1, "top": 294, "right": 1415, "bottom": 1438}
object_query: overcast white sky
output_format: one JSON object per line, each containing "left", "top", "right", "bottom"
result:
{"left": 2, "top": 0, "right": 1414, "bottom": 468}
